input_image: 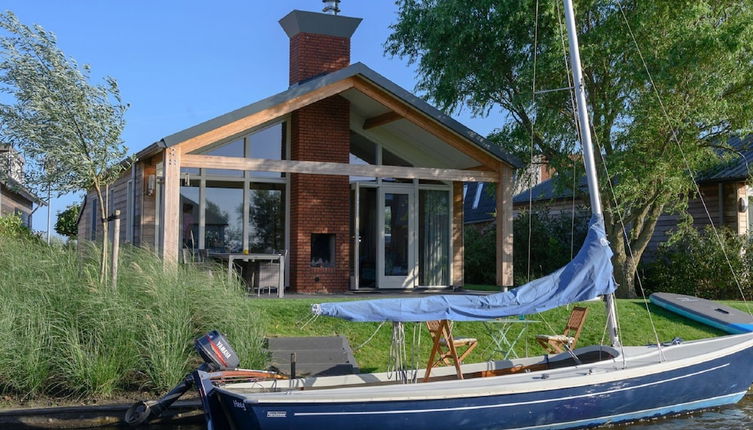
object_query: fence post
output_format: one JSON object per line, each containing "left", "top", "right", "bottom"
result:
{"left": 111, "top": 210, "right": 121, "bottom": 288}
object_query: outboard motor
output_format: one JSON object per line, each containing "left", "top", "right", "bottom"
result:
{"left": 125, "top": 330, "right": 240, "bottom": 426}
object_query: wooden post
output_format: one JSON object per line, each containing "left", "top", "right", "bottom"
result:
{"left": 111, "top": 210, "right": 121, "bottom": 288}
{"left": 452, "top": 182, "right": 464, "bottom": 288}
{"left": 737, "top": 182, "right": 748, "bottom": 235}
{"left": 162, "top": 147, "right": 181, "bottom": 265}
{"left": 496, "top": 165, "right": 514, "bottom": 289}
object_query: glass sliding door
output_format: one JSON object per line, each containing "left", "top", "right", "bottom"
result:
{"left": 419, "top": 189, "right": 450, "bottom": 286}
{"left": 358, "top": 187, "right": 377, "bottom": 288}
{"left": 378, "top": 186, "right": 415, "bottom": 289}
{"left": 179, "top": 182, "right": 200, "bottom": 253}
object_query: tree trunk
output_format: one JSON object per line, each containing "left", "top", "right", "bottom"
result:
{"left": 94, "top": 184, "right": 109, "bottom": 285}
{"left": 613, "top": 253, "right": 637, "bottom": 299}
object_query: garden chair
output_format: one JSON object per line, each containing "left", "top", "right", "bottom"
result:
{"left": 536, "top": 306, "right": 589, "bottom": 354}
{"left": 423, "top": 319, "right": 478, "bottom": 382}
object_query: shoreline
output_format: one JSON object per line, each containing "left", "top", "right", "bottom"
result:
{"left": 0, "top": 397, "right": 204, "bottom": 429}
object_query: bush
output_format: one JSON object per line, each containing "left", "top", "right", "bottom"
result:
{"left": 0, "top": 214, "right": 40, "bottom": 242}
{"left": 643, "top": 226, "right": 752, "bottom": 300}
{"left": 0, "top": 238, "right": 266, "bottom": 398}
{"left": 54, "top": 204, "right": 80, "bottom": 239}
{"left": 464, "top": 210, "right": 589, "bottom": 286}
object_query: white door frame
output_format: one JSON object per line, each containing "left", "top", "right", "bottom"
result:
{"left": 378, "top": 184, "right": 417, "bottom": 289}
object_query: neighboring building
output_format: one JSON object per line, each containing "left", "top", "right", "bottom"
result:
{"left": 0, "top": 144, "right": 43, "bottom": 227}
{"left": 466, "top": 136, "right": 753, "bottom": 256}
{"left": 78, "top": 9, "right": 521, "bottom": 293}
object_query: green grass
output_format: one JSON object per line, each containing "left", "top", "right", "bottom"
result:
{"left": 0, "top": 237, "right": 266, "bottom": 399}
{"left": 249, "top": 296, "right": 728, "bottom": 373}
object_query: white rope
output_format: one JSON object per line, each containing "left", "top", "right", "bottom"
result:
{"left": 615, "top": 3, "right": 752, "bottom": 316}
{"left": 352, "top": 320, "right": 386, "bottom": 352}
{"left": 388, "top": 322, "right": 411, "bottom": 383}
{"left": 297, "top": 312, "right": 319, "bottom": 329}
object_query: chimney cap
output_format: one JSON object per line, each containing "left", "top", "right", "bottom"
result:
{"left": 279, "top": 10, "right": 362, "bottom": 39}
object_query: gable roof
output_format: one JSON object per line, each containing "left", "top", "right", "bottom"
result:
{"left": 697, "top": 135, "right": 753, "bottom": 183}
{"left": 139, "top": 63, "right": 521, "bottom": 169}
{"left": 1, "top": 176, "right": 45, "bottom": 206}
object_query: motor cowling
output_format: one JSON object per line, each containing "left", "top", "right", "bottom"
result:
{"left": 195, "top": 330, "right": 240, "bottom": 371}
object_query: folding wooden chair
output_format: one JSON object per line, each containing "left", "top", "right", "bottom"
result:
{"left": 536, "top": 306, "right": 589, "bottom": 354}
{"left": 423, "top": 319, "right": 478, "bottom": 382}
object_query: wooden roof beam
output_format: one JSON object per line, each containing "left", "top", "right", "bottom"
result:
{"left": 363, "top": 111, "right": 402, "bottom": 130}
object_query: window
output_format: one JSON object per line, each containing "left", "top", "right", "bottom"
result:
{"left": 195, "top": 122, "right": 286, "bottom": 179}
{"left": 248, "top": 183, "right": 285, "bottom": 253}
{"left": 126, "top": 180, "right": 134, "bottom": 243}
{"left": 204, "top": 181, "right": 244, "bottom": 253}
{"left": 90, "top": 197, "right": 98, "bottom": 240}
{"left": 205, "top": 138, "right": 244, "bottom": 177}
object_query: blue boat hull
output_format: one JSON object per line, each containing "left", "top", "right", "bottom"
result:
{"left": 199, "top": 344, "right": 753, "bottom": 430}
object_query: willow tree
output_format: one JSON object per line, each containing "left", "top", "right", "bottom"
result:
{"left": 0, "top": 11, "right": 129, "bottom": 281}
{"left": 387, "top": 0, "right": 753, "bottom": 297}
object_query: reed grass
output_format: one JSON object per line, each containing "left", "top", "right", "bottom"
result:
{"left": 0, "top": 237, "right": 266, "bottom": 399}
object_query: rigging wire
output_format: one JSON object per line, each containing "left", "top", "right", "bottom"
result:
{"left": 526, "top": 0, "right": 540, "bottom": 284}
{"left": 528, "top": 0, "right": 562, "bottom": 337}
{"left": 615, "top": 3, "right": 752, "bottom": 316}
{"left": 553, "top": 0, "right": 582, "bottom": 261}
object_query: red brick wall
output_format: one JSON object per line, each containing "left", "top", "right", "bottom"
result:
{"left": 289, "top": 33, "right": 350, "bottom": 85}
{"left": 289, "top": 96, "right": 351, "bottom": 293}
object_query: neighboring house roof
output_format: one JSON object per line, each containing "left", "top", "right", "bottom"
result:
{"left": 464, "top": 183, "right": 497, "bottom": 223}
{"left": 1, "top": 176, "right": 44, "bottom": 206}
{"left": 466, "top": 136, "right": 753, "bottom": 223}
{"left": 136, "top": 62, "right": 521, "bottom": 169}
{"left": 512, "top": 176, "right": 588, "bottom": 206}
{"left": 697, "top": 135, "right": 753, "bottom": 183}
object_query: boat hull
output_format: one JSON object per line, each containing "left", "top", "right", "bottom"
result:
{"left": 200, "top": 339, "right": 753, "bottom": 430}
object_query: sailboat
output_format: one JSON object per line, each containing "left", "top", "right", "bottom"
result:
{"left": 193, "top": 1, "right": 753, "bottom": 429}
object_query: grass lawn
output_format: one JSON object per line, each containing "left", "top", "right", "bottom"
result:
{"left": 248, "top": 295, "right": 732, "bottom": 373}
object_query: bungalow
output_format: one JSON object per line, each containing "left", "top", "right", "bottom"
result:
{"left": 0, "top": 144, "right": 43, "bottom": 226}
{"left": 77, "top": 9, "right": 521, "bottom": 293}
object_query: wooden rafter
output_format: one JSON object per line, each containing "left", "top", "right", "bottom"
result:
{"left": 352, "top": 77, "right": 504, "bottom": 170}
{"left": 362, "top": 111, "right": 402, "bottom": 130}
{"left": 176, "top": 78, "right": 357, "bottom": 155}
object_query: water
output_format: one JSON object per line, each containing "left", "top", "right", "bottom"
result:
{"left": 95, "top": 395, "right": 753, "bottom": 429}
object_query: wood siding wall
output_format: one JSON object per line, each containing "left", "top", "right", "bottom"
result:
{"left": 0, "top": 185, "right": 33, "bottom": 217}
{"left": 77, "top": 159, "right": 151, "bottom": 247}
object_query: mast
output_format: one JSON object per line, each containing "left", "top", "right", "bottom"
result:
{"left": 562, "top": 0, "right": 620, "bottom": 346}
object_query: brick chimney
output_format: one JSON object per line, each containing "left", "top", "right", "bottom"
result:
{"left": 279, "top": 10, "right": 361, "bottom": 85}
{"left": 279, "top": 9, "right": 361, "bottom": 293}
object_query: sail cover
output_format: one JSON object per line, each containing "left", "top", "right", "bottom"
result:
{"left": 312, "top": 215, "right": 616, "bottom": 322}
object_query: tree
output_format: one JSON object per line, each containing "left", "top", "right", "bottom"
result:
{"left": 0, "top": 12, "right": 129, "bottom": 282}
{"left": 387, "top": 0, "right": 753, "bottom": 297}
{"left": 54, "top": 203, "right": 80, "bottom": 240}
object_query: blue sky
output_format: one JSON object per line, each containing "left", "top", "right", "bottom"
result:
{"left": 3, "top": 1, "right": 501, "bottom": 235}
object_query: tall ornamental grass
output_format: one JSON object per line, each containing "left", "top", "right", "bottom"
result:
{"left": 0, "top": 236, "right": 266, "bottom": 399}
